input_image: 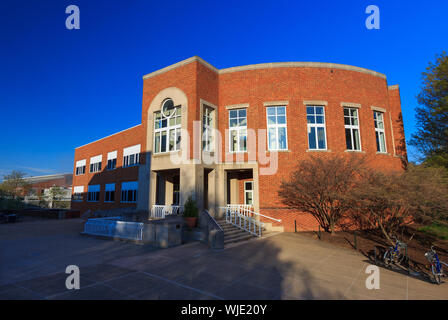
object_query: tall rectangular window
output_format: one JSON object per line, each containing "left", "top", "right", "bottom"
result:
{"left": 107, "top": 151, "right": 117, "bottom": 170}
{"left": 75, "top": 159, "right": 86, "bottom": 175}
{"left": 154, "top": 107, "right": 181, "bottom": 153}
{"left": 374, "top": 111, "right": 387, "bottom": 153}
{"left": 266, "top": 106, "right": 288, "bottom": 150}
{"left": 306, "top": 106, "right": 327, "bottom": 150}
{"left": 89, "top": 155, "right": 102, "bottom": 173}
{"left": 73, "top": 186, "right": 84, "bottom": 201}
{"left": 202, "top": 106, "right": 214, "bottom": 152}
{"left": 87, "top": 185, "right": 100, "bottom": 202}
{"left": 123, "top": 144, "right": 140, "bottom": 167}
{"left": 244, "top": 181, "right": 253, "bottom": 205}
{"left": 344, "top": 107, "right": 361, "bottom": 151}
{"left": 229, "top": 108, "right": 247, "bottom": 152}
{"left": 104, "top": 183, "right": 115, "bottom": 202}
{"left": 121, "top": 181, "right": 138, "bottom": 203}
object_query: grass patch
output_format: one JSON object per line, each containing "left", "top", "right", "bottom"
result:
{"left": 419, "top": 221, "right": 448, "bottom": 240}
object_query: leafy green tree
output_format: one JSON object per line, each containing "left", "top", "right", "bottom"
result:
{"left": 410, "top": 51, "right": 448, "bottom": 168}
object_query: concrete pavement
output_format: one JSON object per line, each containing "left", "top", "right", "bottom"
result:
{"left": 0, "top": 219, "right": 447, "bottom": 299}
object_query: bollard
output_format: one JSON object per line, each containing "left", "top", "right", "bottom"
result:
{"left": 294, "top": 220, "right": 297, "bottom": 233}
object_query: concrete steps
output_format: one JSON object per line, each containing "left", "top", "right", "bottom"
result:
{"left": 216, "top": 219, "right": 258, "bottom": 245}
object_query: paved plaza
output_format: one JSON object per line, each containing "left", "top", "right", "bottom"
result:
{"left": 0, "top": 219, "right": 447, "bottom": 299}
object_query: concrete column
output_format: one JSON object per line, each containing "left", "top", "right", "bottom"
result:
{"left": 149, "top": 171, "right": 157, "bottom": 207}
{"left": 207, "top": 169, "right": 216, "bottom": 216}
{"left": 230, "top": 178, "right": 239, "bottom": 204}
{"left": 165, "top": 178, "right": 174, "bottom": 206}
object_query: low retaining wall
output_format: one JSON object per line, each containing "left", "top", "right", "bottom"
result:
{"left": 82, "top": 216, "right": 183, "bottom": 248}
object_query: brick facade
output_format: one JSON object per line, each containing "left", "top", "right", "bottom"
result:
{"left": 72, "top": 57, "right": 407, "bottom": 231}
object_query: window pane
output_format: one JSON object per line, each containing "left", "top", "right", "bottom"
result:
{"left": 343, "top": 108, "right": 349, "bottom": 116}
{"left": 229, "top": 118, "right": 238, "bottom": 127}
{"left": 277, "top": 116, "right": 286, "bottom": 124}
{"left": 267, "top": 107, "right": 276, "bottom": 116}
{"left": 308, "top": 127, "right": 316, "bottom": 149}
{"left": 375, "top": 132, "right": 380, "bottom": 152}
{"left": 278, "top": 127, "right": 287, "bottom": 150}
{"left": 353, "top": 129, "right": 360, "bottom": 150}
{"left": 315, "top": 107, "right": 323, "bottom": 114}
{"left": 345, "top": 128, "right": 353, "bottom": 150}
{"left": 229, "top": 110, "right": 237, "bottom": 118}
{"left": 230, "top": 130, "right": 237, "bottom": 152}
{"left": 268, "top": 127, "right": 276, "bottom": 150}
{"left": 316, "top": 116, "right": 324, "bottom": 124}
{"left": 317, "top": 127, "right": 326, "bottom": 149}
{"left": 277, "top": 107, "right": 285, "bottom": 115}
{"left": 245, "top": 192, "right": 253, "bottom": 205}
{"left": 267, "top": 115, "right": 276, "bottom": 125}
{"left": 379, "top": 132, "right": 386, "bottom": 152}
{"left": 238, "top": 109, "right": 246, "bottom": 118}
{"left": 161, "top": 131, "right": 167, "bottom": 152}
{"left": 245, "top": 182, "right": 253, "bottom": 191}
{"left": 239, "top": 117, "right": 247, "bottom": 126}
{"left": 155, "top": 132, "right": 160, "bottom": 153}
{"left": 344, "top": 116, "right": 351, "bottom": 125}
{"left": 169, "top": 129, "right": 175, "bottom": 151}
{"left": 240, "top": 129, "right": 247, "bottom": 151}
{"left": 176, "top": 129, "right": 181, "bottom": 150}
{"left": 307, "top": 115, "right": 315, "bottom": 124}
{"left": 306, "top": 107, "right": 314, "bottom": 115}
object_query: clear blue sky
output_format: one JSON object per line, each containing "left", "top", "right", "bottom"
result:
{"left": 1, "top": 0, "right": 447, "bottom": 177}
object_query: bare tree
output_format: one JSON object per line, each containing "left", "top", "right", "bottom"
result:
{"left": 347, "top": 164, "right": 448, "bottom": 244}
{"left": 0, "top": 170, "right": 30, "bottom": 199}
{"left": 278, "top": 155, "right": 366, "bottom": 234}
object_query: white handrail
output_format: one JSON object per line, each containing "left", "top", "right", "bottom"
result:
{"left": 151, "top": 205, "right": 182, "bottom": 219}
{"left": 223, "top": 206, "right": 263, "bottom": 237}
{"left": 225, "top": 204, "right": 282, "bottom": 223}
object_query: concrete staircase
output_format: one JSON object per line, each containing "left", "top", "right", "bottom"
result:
{"left": 216, "top": 218, "right": 255, "bottom": 245}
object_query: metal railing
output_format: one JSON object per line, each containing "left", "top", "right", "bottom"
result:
{"left": 220, "top": 205, "right": 282, "bottom": 237}
{"left": 150, "top": 205, "right": 182, "bottom": 219}
{"left": 83, "top": 217, "right": 144, "bottom": 241}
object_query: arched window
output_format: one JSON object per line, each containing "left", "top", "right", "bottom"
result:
{"left": 154, "top": 99, "right": 181, "bottom": 153}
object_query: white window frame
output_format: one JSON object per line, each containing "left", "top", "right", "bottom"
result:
{"left": 73, "top": 186, "right": 84, "bottom": 202}
{"left": 154, "top": 106, "right": 181, "bottom": 154}
{"left": 306, "top": 105, "right": 328, "bottom": 150}
{"left": 104, "top": 183, "right": 115, "bottom": 202}
{"left": 107, "top": 151, "right": 117, "bottom": 170}
{"left": 266, "top": 106, "right": 288, "bottom": 151}
{"left": 89, "top": 155, "right": 102, "bottom": 173}
{"left": 244, "top": 181, "right": 253, "bottom": 206}
{"left": 373, "top": 111, "right": 387, "bottom": 153}
{"left": 87, "top": 184, "right": 100, "bottom": 202}
{"left": 75, "top": 159, "right": 86, "bottom": 175}
{"left": 229, "top": 108, "right": 247, "bottom": 153}
{"left": 202, "top": 106, "right": 214, "bottom": 152}
{"left": 123, "top": 145, "right": 140, "bottom": 168}
{"left": 343, "top": 107, "right": 362, "bottom": 151}
{"left": 121, "top": 181, "right": 138, "bottom": 203}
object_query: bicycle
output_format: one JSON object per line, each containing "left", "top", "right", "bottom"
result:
{"left": 383, "top": 236, "right": 407, "bottom": 267}
{"left": 424, "top": 246, "right": 448, "bottom": 285}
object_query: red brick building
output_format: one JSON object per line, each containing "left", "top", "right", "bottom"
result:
{"left": 72, "top": 56, "right": 407, "bottom": 231}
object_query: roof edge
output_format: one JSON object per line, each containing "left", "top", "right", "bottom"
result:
{"left": 75, "top": 124, "right": 141, "bottom": 150}
{"left": 142, "top": 56, "right": 387, "bottom": 80}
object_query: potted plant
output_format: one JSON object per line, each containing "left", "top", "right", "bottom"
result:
{"left": 183, "top": 196, "right": 198, "bottom": 228}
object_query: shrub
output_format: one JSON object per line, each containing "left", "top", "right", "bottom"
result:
{"left": 183, "top": 196, "right": 198, "bottom": 218}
